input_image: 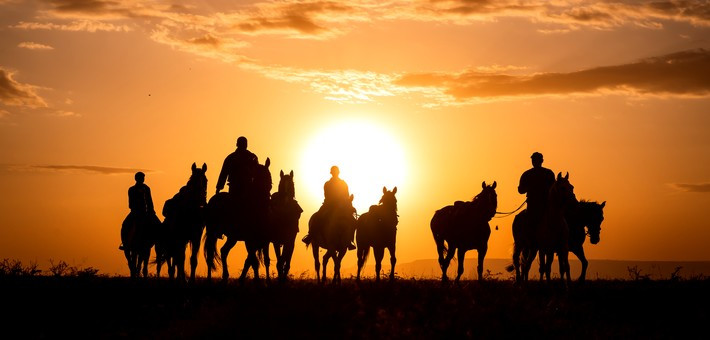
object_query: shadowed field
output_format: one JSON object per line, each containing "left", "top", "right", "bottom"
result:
{"left": 3, "top": 276, "right": 709, "bottom": 338}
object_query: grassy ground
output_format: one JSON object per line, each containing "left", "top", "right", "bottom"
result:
{"left": 2, "top": 275, "right": 709, "bottom": 339}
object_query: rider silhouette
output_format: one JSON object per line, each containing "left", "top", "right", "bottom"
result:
{"left": 518, "top": 152, "right": 555, "bottom": 225}
{"left": 302, "top": 166, "right": 356, "bottom": 250}
{"left": 216, "top": 136, "right": 258, "bottom": 200}
{"left": 119, "top": 172, "right": 156, "bottom": 250}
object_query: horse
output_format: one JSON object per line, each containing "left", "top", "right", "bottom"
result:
{"left": 356, "top": 186, "right": 399, "bottom": 281}
{"left": 567, "top": 200, "right": 606, "bottom": 282}
{"left": 431, "top": 181, "right": 497, "bottom": 282}
{"left": 158, "top": 162, "right": 208, "bottom": 283}
{"left": 204, "top": 158, "right": 272, "bottom": 283}
{"left": 511, "top": 172, "right": 577, "bottom": 285}
{"left": 121, "top": 212, "right": 160, "bottom": 278}
{"left": 265, "top": 170, "right": 303, "bottom": 282}
{"left": 306, "top": 195, "right": 357, "bottom": 284}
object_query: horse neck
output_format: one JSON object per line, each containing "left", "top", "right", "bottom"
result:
{"left": 573, "top": 201, "right": 598, "bottom": 229}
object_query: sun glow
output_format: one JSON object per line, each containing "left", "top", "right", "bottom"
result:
{"left": 300, "top": 119, "right": 407, "bottom": 213}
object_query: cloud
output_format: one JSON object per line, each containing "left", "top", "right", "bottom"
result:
{"left": 12, "top": 20, "right": 132, "bottom": 32}
{"left": 50, "top": 110, "right": 81, "bottom": 118}
{"left": 31, "top": 165, "right": 153, "bottom": 175}
{"left": 18, "top": 42, "right": 54, "bottom": 50}
{"left": 0, "top": 68, "right": 48, "bottom": 108}
{"left": 149, "top": 26, "right": 250, "bottom": 64}
{"left": 0, "top": 109, "right": 9, "bottom": 118}
{"left": 671, "top": 183, "right": 710, "bottom": 193}
{"left": 395, "top": 49, "right": 710, "bottom": 101}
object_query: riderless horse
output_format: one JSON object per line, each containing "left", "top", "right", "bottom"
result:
{"left": 431, "top": 181, "right": 497, "bottom": 282}
{"left": 265, "top": 170, "right": 303, "bottom": 282}
{"left": 356, "top": 187, "right": 399, "bottom": 281}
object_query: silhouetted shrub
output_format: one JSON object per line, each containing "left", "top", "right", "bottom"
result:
{"left": 0, "top": 258, "right": 42, "bottom": 276}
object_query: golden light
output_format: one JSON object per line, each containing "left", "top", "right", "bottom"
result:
{"left": 300, "top": 119, "right": 407, "bottom": 213}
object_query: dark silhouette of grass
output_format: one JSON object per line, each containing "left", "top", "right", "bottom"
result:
{"left": 1, "top": 275, "right": 709, "bottom": 339}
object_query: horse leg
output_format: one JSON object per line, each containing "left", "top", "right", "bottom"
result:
{"left": 322, "top": 251, "right": 331, "bottom": 284}
{"left": 521, "top": 247, "right": 536, "bottom": 282}
{"left": 272, "top": 242, "right": 282, "bottom": 280}
{"left": 441, "top": 245, "right": 456, "bottom": 282}
{"left": 373, "top": 247, "right": 385, "bottom": 282}
{"left": 455, "top": 248, "right": 467, "bottom": 282}
{"left": 282, "top": 238, "right": 295, "bottom": 280}
{"left": 334, "top": 250, "right": 346, "bottom": 284}
{"left": 558, "top": 250, "right": 571, "bottom": 286}
{"left": 571, "top": 247, "right": 588, "bottom": 283}
{"left": 388, "top": 244, "right": 397, "bottom": 281}
{"left": 477, "top": 247, "right": 487, "bottom": 281}
{"left": 141, "top": 248, "right": 150, "bottom": 278}
{"left": 220, "top": 238, "right": 237, "bottom": 283}
{"left": 264, "top": 244, "right": 271, "bottom": 282}
{"left": 189, "top": 238, "right": 200, "bottom": 284}
{"left": 312, "top": 245, "right": 321, "bottom": 283}
{"left": 512, "top": 243, "right": 521, "bottom": 283}
{"left": 356, "top": 247, "right": 365, "bottom": 281}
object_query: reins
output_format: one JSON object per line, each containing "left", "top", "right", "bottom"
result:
{"left": 493, "top": 199, "right": 527, "bottom": 218}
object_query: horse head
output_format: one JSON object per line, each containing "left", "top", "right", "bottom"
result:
{"left": 278, "top": 169, "right": 295, "bottom": 200}
{"left": 475, "top": 181, "right": 498, "bottom": 220}
{"left": 551, "top": 172, "right": 577, "bottom": 210}
{"left": 252, "top": 157, "right": 273, "bottom": 200}
{"left": 379, "top": 186, "right": 398, "bottom": 211}
{"left": 587, "top": 201, "right": 606, "bottom": 244}
{"left": 186, "top": 162, "right": 208, "bottom": 207}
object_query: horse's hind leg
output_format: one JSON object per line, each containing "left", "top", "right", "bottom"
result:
{"left": 322, "top": 252, "right": 331, "bottom": 284}
{"left": 441, "top": 245, "right": 455, "bottom": 282}
{"left": 282, "top": 238, "right": 295, "bottom": 280}
{"left": 558, "top": 251, "right": 571, "bottom": 286}
{"left": 373, "top": 247, "right": 385, "bottom": 282}
{"left": 455, "top": 248, "right": 467, "bottom": 282}
{"left": 264, "top": 244, "right": 272, "bottom": 281}
{"left": 356, "top": 247, "right": 365, "bottom": 281}
{"left": 189, "top": 238, "right": 201, "bottom": 284}
{"left": 220, "top": 238, "right": 237, "bottom": 282}
{"left": 571, "top": 247, "right": 587, "bottom": 283}
{"left": 477, "top": 246, "right": 487, "bottom": 281}
{"left": 312, "top": 246, "right": 320, "bottom": 283}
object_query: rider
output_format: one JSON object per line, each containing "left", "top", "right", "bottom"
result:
{"left": 119, "top": 171, "right": 156, "bottom": 250}
{"left": 216, "top": 136, "right": 259, "bottom": 200}
{"left": 302, "top": 166, "right": 357, "bottom": 250}
{"left": 518, "top": 152, "right": 555, "bottom": 226}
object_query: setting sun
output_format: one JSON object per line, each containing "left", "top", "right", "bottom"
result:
{"left": 300, "top": 119, "right": 407, "bottom": 213}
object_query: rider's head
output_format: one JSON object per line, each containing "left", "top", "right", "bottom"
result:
{"left": 330, "top": 165, "right": 340, "bottom": 178}
{"left": 236, "top": 136, "right": 248, "bottom": 149}
{"left": 531, "top": 152, "right": 544, "bottom": 168}
{"left": 134, "top": 171, "right": 145, "bottom": 184}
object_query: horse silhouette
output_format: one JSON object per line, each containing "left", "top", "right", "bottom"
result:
{"left": 121, "top": 213, "right": 160, "bottom": 278}
{"left": 158, "top": 162, "right": 208, "bottom": 283}
{"left": 567, "top": 200, "right": 606, "bottom": 282}
{"left": 264, "top": 170, "right": 303, "bottom": 282}
{"left": 204, "top": 158, "right": 271, "bottom": 283}
{"left": 356, "top": 186, "right": 399, "bottom": 281}
{"left": 431, "top": 181, "right": 497, "bottom": 282}
{"left": 307, "top": 195, "right": 357, "bottom": 283}
{"left": 511, "top": 172, "right": 577, "bottom": 284}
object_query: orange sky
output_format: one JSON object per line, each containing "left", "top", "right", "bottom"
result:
{"left": 1, "top": 0, "right": 709, "bottom": 277}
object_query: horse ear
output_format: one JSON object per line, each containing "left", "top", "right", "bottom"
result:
{"left": 383, "top": 186, "right": 387, "bottom": 194}
{"left": 265, "top": 157, "right": 270, "bottom": 168}
{"left": 565, "top": 172, "right": 569, "bottom": 180}
{"left": 601, "top": 201, "right": 606, "bottom": 208}
{"left": 557, "top": 172, "right": 562, "bottom": 180}
{"left": 350, "top": 194, "right": 354, "bottom": 201}
{"left": 192, "top": 162, "right": 197, "bottom": 171}
{"left": 289, "top": 170, "right": 293, "bottom": 177}
{"left": 393, "top": 186, "right": 397, "bottom": 194}
{"left": 491, "top": 181, "right": 497, "bottom": 189}
{"left": 482, "top": 181, "right": 486, "bottom": 189}
{"left": 280, "top": 170, "right": 284, "bottom": 178}
{"left": 202, "top": 163, "right": 207, "bottom": 172}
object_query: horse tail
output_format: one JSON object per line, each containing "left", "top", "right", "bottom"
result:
{"left": 361, "top": 246, "right": 371, "bottom": 266}
{"left": 430, "top": 208, "right": 449, "bottom": 258}
{"left": 203, "top": 224, "right": 221, "bottom": 272}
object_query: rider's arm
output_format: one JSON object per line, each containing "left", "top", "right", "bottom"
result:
{"left": 517, "top": 173, "right": 528, "bottom": 195}
{"left": 216, "top": 156, "right": 230, "bottom": 192}
{"left": 145, "top": 186, "right": 155, "bottom": 214}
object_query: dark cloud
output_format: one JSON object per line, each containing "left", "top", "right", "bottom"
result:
{"left": 32, "top": 165, "right": 153, "bottom": 175}
{"left": 47, "top": 0, "right": 118, "bottom": 15}
{"left": 671, "top": 183, "right": 710, "bottom": 193}
{"left": 0, "top": 68, "right": 47, "bottom": 108}
{"left": 396, "top": 49, "right": 710, "bottom": 99}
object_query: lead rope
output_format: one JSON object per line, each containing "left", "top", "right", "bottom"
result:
{"left": 493, "top": 199, "right": 527, "bottom": 218}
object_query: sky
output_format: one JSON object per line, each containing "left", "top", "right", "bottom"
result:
{"left": 0, "top": 0, "right": 709, "bottom": 277}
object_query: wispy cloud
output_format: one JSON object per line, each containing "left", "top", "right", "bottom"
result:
{"left": 31, "top": 165, "right": 153, "bottom": 175}
{"left": 18, "top": 42, "right": 54, "bottom": 50}
{"left": 12, "top": 20, "right": 133, "bottom": 32}
{"left": 0, "top": 108, "right": 9, "bottom": 118}
{"left": 395, "top": 49, "right": 710, "bottom": 101}
{"left": 671, "top": 182, "right": 710, "bottom": 193}
{"left": 0, "top": 68, "right": 48, "bottom": 108}
{"left": 49, "top": 110, "right": 80, "bottom": 118}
